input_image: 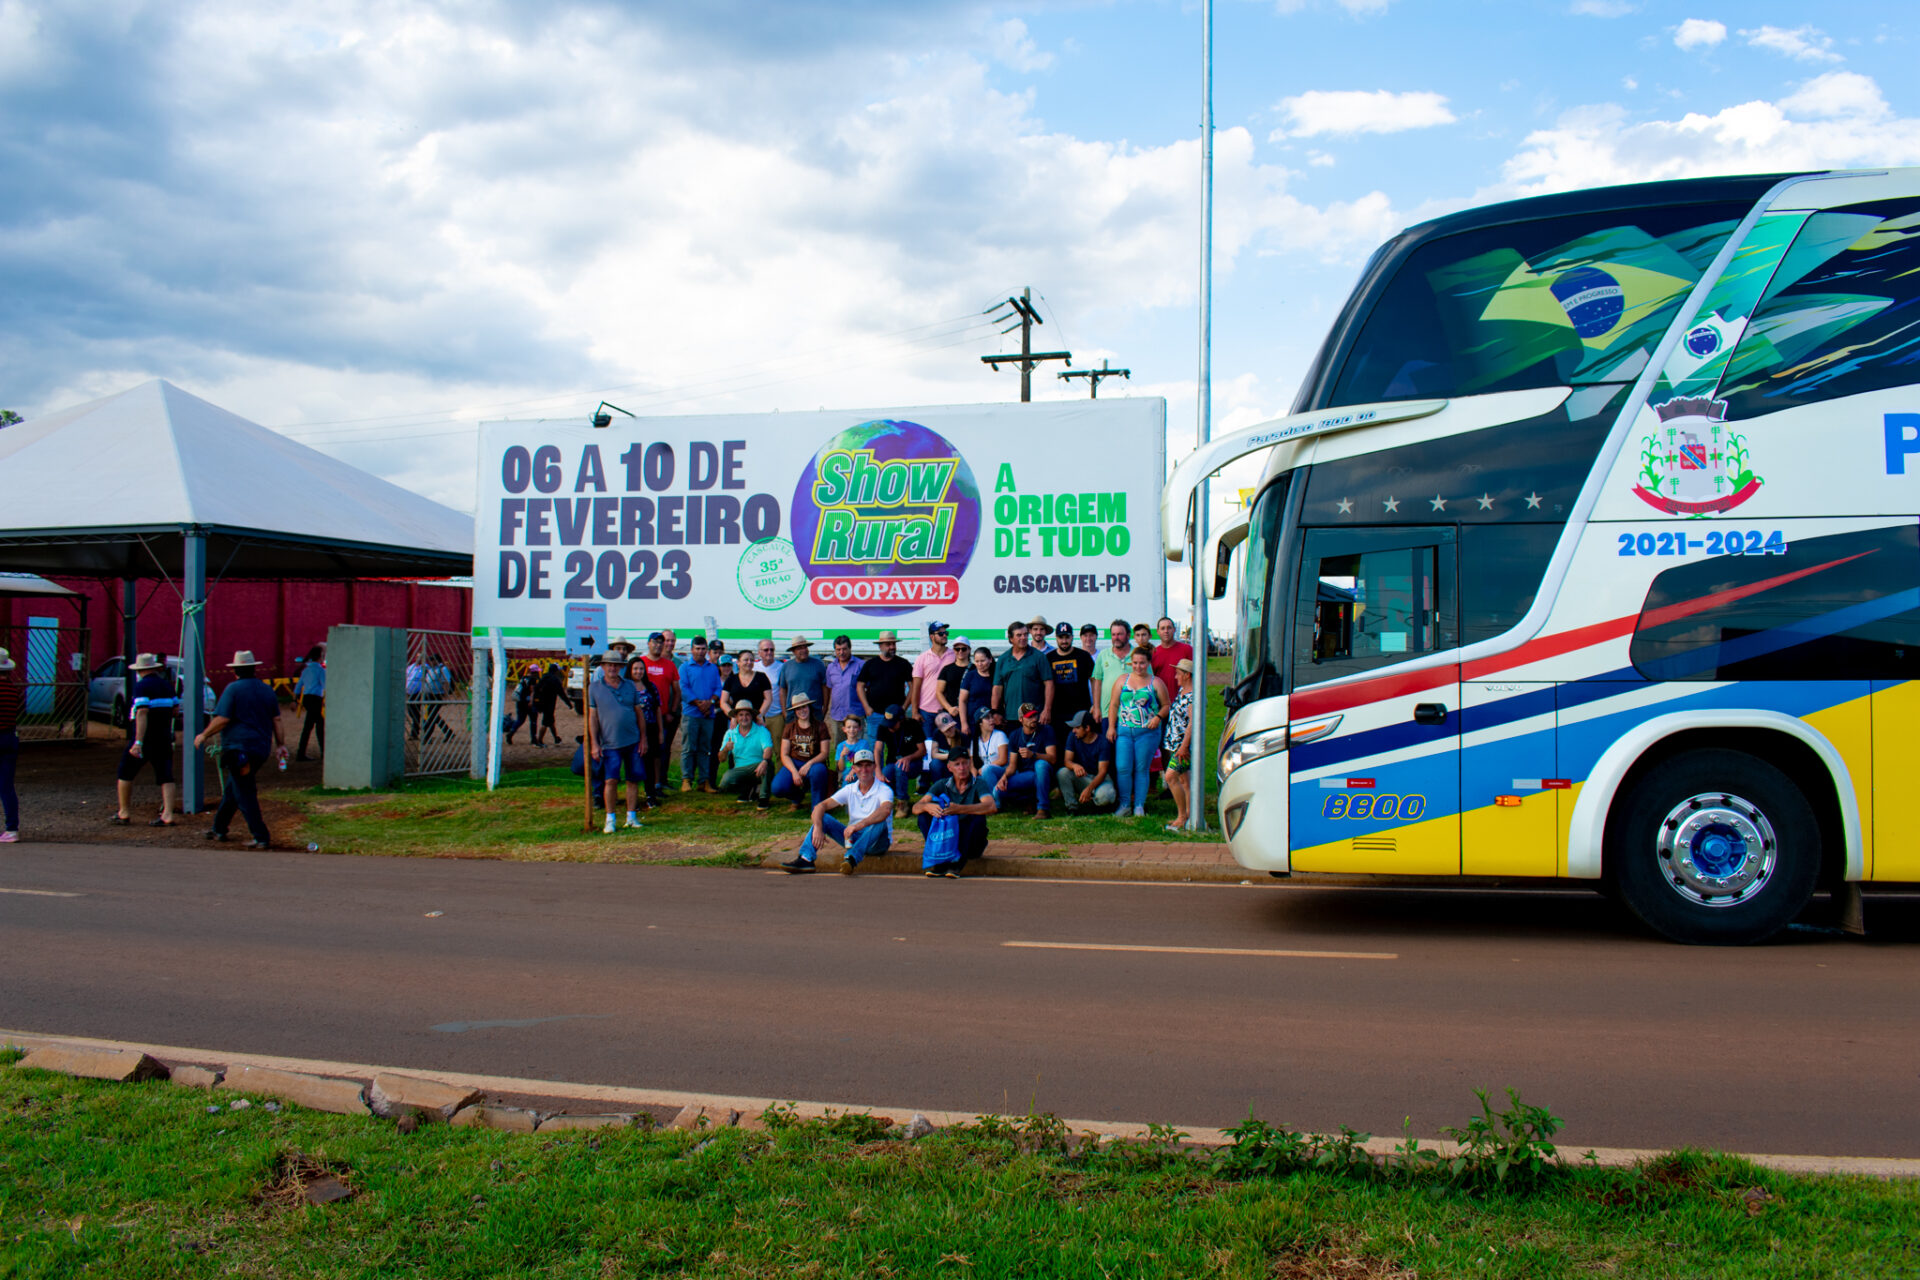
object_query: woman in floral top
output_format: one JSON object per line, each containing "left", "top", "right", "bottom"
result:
{"left": 1161, "top": 658, "right": 1195, "bottom": 832}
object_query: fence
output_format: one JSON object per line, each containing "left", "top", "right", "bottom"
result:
{"left": 404, "top": 629, "right": 473, "bottom": 777}
{"left": 1, "top": 622, "right": 90, "bottom": 743}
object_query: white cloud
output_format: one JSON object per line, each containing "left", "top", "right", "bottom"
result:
{"left": 1741, "top": 24, "right": 1841, "bottom": 63}
{"left": 1272, "top": 89, "right": 1456, "bottom": 139}
{"left": 1673, "top": 18, "right": 1726, "bottom": 51}
{"left": 1307, "top": 149, "right": 1336, "bottom": 167}
{"left": 1569, "top": 0, "right": 1635, "bottom": 16}
{"left": 1622, "top": 76, "right": 1638, "bottom": 90}
{"left": 1273, "top": 0, "right": 1391, "bottom": 16}
{"left": 1495, "top": 74, "right": 1920, "bottom": 195}
{"left": 1780, "top": 71, "right": 1887, "bottom": 120}
{"left": 987, "top": 17, "right": 1052, "bottom": 73}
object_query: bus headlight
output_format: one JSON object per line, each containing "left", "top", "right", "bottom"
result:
{"left": 1219, "top": 725, "right": 1289, "bottom": 780}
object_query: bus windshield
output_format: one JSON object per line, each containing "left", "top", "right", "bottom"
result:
{"left": 1234, "top": 474, "right": 1288, "bottom": 690}
{"left": 1329, "top": 204, "right": 1747, "bottom": 404}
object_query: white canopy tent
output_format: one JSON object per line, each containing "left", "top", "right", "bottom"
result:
{"left": 0, "top": 379, "right": 473, "bottom": 808}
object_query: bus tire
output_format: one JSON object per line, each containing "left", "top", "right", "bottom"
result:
{"left": 1609, "top": 749, "right": 1819, "bottom": 945}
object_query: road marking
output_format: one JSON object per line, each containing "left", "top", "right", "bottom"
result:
{"left": 1003, "top": 940, "right": 1396, "bottom": 960}
{"left": 0, "top": 887, "right": 83, "bottom": 898}
{"left": 431, "top": 1015, "right": 609, "bottom": 1034}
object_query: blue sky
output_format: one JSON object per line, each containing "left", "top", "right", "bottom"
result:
{"left": 4, "top": 0, "right": 1917, "bottom": 581}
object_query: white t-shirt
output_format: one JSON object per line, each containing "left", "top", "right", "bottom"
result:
{"left": 832, "top": 778, "right": 895, "bottom": 839}
{"left": 975, "top": 729, "right": 1009, "bottom": 771}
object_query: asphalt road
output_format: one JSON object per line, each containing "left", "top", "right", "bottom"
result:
{"left": 3, "top": 844, "right": 1916, "bottom": 1157}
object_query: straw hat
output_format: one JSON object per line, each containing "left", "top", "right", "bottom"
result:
{"left": 1175, "top": 657, "right": 1195, "bottom": 675}
{"left": 874, "top": 630, "right": 898, "bottom": 643}
{"left": 228, "top": 650, "right": 260, "bottom": 667}
{"left": 787, "top": 635, "right": 813, "bottom": 652}
{"left": 787, "top": 692, "right": 814, "bottom": 711}
{"left": 0, "top": 648, "right": 13, "bottom": 672}
{"left": 129, "top": 653, "right": 164, "bottom": 672}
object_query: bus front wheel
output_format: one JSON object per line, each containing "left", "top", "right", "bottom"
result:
{"left": 1610, "top": 749, "right": 1819, "bottom": 945}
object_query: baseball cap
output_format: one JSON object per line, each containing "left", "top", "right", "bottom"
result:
{"left": 935, "top": 710, "right": 957, "bottom": 733}
{"left": 1054, "top": 622, "right": 1072, "bottom": 638}
{"left": 927, "top": 620, "right": 949, "bottom": 634}
{"left": 1018, "top": 701, "right": 1039, "bottom": 717}
{"left": 882, "top": 704, "right": 903, "bottom": 723}
{"left": 852, "top": 748, "right": 876, "bottom": 764}
{"left": 1068, "top": 710, "right": 1091, "bottom": 729}
{"left": 952, "top": 635, "right": 971, "bottom": 650}
{"left": 1079, "top": 623, "right": 1098, "bottom": 634}
{"left": 647, "top": 631, "right": 665, "bottom": 642}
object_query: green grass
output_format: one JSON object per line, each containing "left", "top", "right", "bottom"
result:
{"left": 4, "top": 1059, "right": 1914, "bottom": 1279}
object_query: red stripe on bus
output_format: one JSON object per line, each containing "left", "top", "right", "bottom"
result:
{"left": 1292, "top": 552, "right": 1868, "bottom": 719}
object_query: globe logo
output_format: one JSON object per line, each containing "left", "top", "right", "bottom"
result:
{"left": 790, "top": 419, "right": 982, "bottom": 617}
{"left": 1684, "top": 324, "right": 1722, "bottom": 358}
{"left": 1551, "top": 266, "right": 1626, "bottom": 341}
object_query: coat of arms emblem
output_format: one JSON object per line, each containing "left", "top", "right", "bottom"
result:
{"left": 1632, "top": 396, "right": 1762, "bottom": 516}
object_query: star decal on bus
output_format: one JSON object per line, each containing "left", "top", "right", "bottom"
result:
{"left": 1524, "top": 492, "right": 1543, "bottom": 509}
{"left": 1382, "top": 496, "right": 1400, "bottom": 512}
{"left": 1429, "top": 495, "right": 1447, "bottom": 511}
{"left": 1477, "top": 494, "right": 1494, "bottom": 510}
{"left": 1336, "top": 498, "right": 1353, "bottom": 514}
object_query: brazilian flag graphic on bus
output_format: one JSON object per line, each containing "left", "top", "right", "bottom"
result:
{"left": 1428, "top": 223, "right": 1709, "bottom": 393}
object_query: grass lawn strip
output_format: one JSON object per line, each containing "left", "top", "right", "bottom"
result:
{"left": 4, "top": 1053, "right": 1915, "bottom": 1279}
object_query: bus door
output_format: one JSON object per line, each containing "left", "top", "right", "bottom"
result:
{"left": 1288, "top": 526, "right": 1460, "bottom": 874}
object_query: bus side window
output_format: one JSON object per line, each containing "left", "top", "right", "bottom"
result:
{"left": 1629, "top": 524, "right": 1920, "bottom": 681}
{"left": 1460, "top": 524, "right": 1562, "bottom": 646}
{"left": 1294, "top": 528, "right": 1457, "bottom": 687}
{"left": 1718, "top": 197, "right": 1920, "bottom": 417}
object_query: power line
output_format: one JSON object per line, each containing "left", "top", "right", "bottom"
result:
{"left": 1058, "top": 357, "right": 1131, "bottom": 399}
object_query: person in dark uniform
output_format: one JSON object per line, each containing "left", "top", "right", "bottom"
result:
{"left": 292, "top": 643, "right": 326, "bottom": 760}
{"left": 113, "top": 653, "right": 179, "bottom": 827}
{"left": 534, "top": 661, "right": 572, "bottom": 746}
{"left": 194, "top": 650, "right": 285, "bottom": 849}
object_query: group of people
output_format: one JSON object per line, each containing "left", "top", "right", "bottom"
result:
{"left": 772, "top": 614, "right": 1198, "bottom": 877}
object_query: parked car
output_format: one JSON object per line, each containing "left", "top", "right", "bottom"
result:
{"left": 87, "top": 656, "right": 217, "bottom": 724}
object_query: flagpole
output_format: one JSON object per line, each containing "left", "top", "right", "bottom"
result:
{"left": 1187, "top": 0, "right": 1213, "bottom": 833}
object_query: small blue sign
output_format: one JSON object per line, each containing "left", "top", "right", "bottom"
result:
{"left": 564, "top": 603, "right": 608, "bottom": 657}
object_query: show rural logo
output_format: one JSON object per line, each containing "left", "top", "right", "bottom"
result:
{"left": 762, "top": 419, "right": 982, "bottom": 617}
{"left": 1632, "top": 396, "right": 1762, "bottom": 516}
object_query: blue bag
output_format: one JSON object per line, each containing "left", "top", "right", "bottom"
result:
{"left": 922, "top": 811, "right": 960, "bottom": 869}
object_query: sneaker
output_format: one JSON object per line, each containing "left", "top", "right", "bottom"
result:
{"left": 1135, "top": 806, "right": 1148, "bottom": 818}
{"left": 603, "top": 814, "right": 616, "bottom": 834}
{"left": 755, "top": 799, "right": 770, "bottom": 811}
{"left": 681, "top": 780, "right": 693, "bottom": 793}
{"left": 840, "top": 857, "right": 858, "bottom": 876}
{"left": 623, "top": 815, "right": 643, "bottom": 829}
{"left": 0, "top": 831, "right": 17, "bottom": 843}
{"left": 1035, "top": 810, "right": 1050, "bottom": 820}
{"left": 205, "top": 830, "right": 232, "bottom": 842}
{"left": 244, "top": 840, "right": 270, "bottom": 851}
{"left": 780, "top": 857, "right": 816, "bottom": 874}
{"left": 943, "top": 868, "right": 961, "bottom": 879}
{"left": 924, "top": 869, "right": 943, "bottom": 878}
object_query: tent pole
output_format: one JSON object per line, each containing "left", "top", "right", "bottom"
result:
{"left": 181, "top": 530, "right": 208, "bottom": 814}
{"left": 122, "top": 578, "right": 137, "bottom": 738}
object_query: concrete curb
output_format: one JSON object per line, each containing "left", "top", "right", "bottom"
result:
{"left": 7, "top": 1029, "right": 1916, "bottom": 1178}
{"left": 755, "top": 849, "right": 1259, "bottom": 883}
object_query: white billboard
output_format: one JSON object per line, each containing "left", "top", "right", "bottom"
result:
{"left": 473, "top": 400, "right": 1167, "bottom": 649}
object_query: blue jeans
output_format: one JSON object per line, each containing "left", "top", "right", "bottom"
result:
{"left": 0, "top": 731, "right": 18, "bottom": 831}
{"left": 772, "top": 761, "right": 830, "bottom": 807}
{"left": 983, "top": 761, "right": 1054, "bottom": 814}
{"left": 680, "top": 715, "right": 717, "bottom": 785}
{"left": 883, "top": 757, "right": 926, "bottom": 797}
{"left": 1115, "top": 726, "right": 1157, "bottom": 812}
{"left": 798, "top": 812, "right": 892, "bottom": 865}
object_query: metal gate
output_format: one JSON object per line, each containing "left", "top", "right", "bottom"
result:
{"left": 404, "top": 629, "right": 472, "bottom": 776}
{"left": 1, "top": 622, "right": 90, "bottom": 742}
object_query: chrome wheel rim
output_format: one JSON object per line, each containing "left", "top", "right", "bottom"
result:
{"left": 1656, "top": 792, "right": 1777, "bottom": 908}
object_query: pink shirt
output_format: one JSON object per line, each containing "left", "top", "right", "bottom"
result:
{"left": 911, "top": 647, "right": 953, "bottom": 714}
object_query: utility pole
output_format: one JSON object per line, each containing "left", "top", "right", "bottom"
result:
{"left": 981, "top": 288, "right": 1071, "bottom": 402}
{"left": 1058, "top": 358, "right": 1131, "bottom": 399}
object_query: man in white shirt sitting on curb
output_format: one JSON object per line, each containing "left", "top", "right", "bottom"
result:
{"left": 781, "top": 748, "right": 893, "bottom": 876}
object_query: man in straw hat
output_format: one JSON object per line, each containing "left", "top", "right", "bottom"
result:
{"left": 113, "top": 653, "right": 180, "bottom": 827}
{"left": 777, "top": 634, "right": 827, "bottom": 725}
{"left": 193, "top": 650, "right": 286, "bottom": 849}
{"left": 0, "top": 646, "right": 20, "bottom": 842}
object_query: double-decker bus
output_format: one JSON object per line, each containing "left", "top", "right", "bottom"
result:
{"left": 1166, "top": 168, "right": 1920, "bottom": 944}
